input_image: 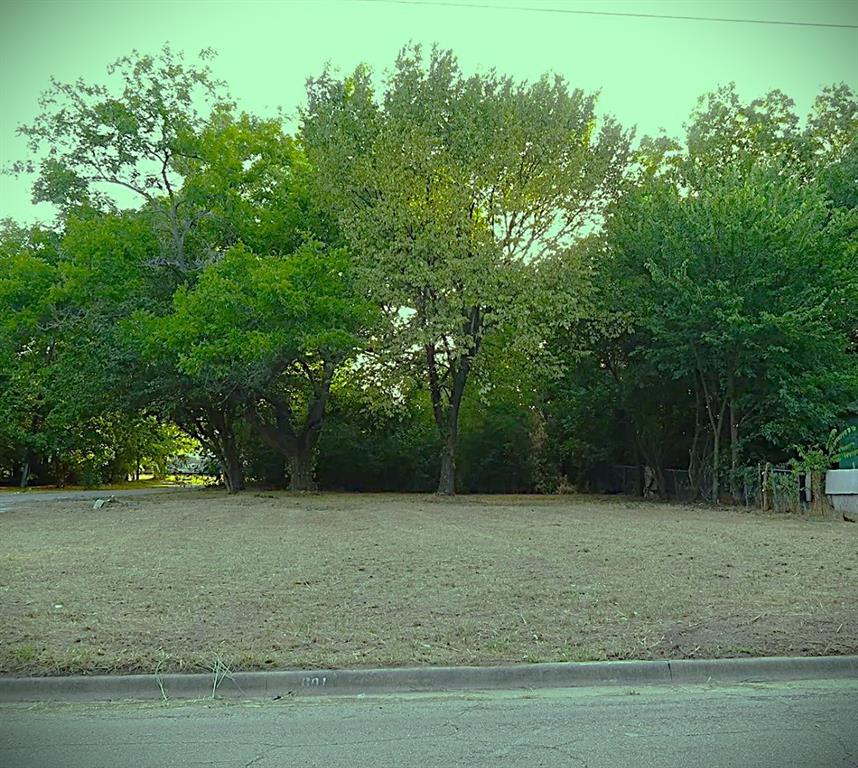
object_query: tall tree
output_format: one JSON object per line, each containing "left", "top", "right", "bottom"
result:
{"left": 683, "top": 83, "right": 804, "bottom": 178}
{"left": 0, "top": 222, "right": 60, "bottom": 485}
{"left": 302, "top": 45, "right": 630, "bottom": 493}
{"left": 10, "top": 44, "right": 232, "bottom": 275}
{"left": 0, "top": 213, "right": 166, "bottom": 487}
{"left": 602, "top": 166, "right": 857, "bottom": 500}
{"left": 152, "top": 244, "right": 374, "bottom": 491}
{"left": 803, "top": 84, "right": 858, "bottom": 212}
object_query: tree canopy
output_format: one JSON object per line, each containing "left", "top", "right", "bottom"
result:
{"left": 2, "top": 45, "right": 855, "bottom": 501}
{"left": 302, "top": 44, "right": 631, "bottom": 493}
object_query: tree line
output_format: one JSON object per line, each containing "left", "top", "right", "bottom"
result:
{"left": 1, "top": 44, "right": 856, "bottom": 496}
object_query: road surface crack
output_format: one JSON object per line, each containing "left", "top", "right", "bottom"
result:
{"left": 508, "top": 741, "right": 589, "bottom": 767}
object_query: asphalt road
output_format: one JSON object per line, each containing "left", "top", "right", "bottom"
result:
{"left": 2, "top": 681, "right": 856, "bottom": 768}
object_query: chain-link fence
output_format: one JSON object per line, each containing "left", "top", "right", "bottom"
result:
{"left": 601, "top": 464, "right": 712, "bottom": 502}
{"left": 603, "top": 463, "right": 821, "bottom": 514}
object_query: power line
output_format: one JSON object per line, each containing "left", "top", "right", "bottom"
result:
{"left": 357, "top": 0, "right": 858, "bottom": 29}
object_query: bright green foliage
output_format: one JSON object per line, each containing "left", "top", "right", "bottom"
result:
{"left": 684, "top": 84, "right": 803, "bottom": 177}
{"left": 135, "top": 243, "right": 374, "bottom": 491}
{"left": 644, "top": 82, "right": 857, "bottom": 194}
{"left": 591, "top": 165, "right": 857, "bottom": 498}
{"left": 0, "top": 223, "right": 60, "bottom": 483}
{"left": 59, "top": 212, "right": 164, "bottom": 312}
{"left": 7, "top": 43, "right": 359, "bottom": 491}
{"left": 9, "top": 46, "right": 295, "bottom": 279}
{"left": 804, "top": 83, "right": 858, "bottom": 169}
{"left": 0, "top": 214, "right": 173, "bottom": 486}
{"left": 539, "top": 82, "right": 858, "bottom": 499}
{"left": 12, "top": 44, "right": 226, "bottom": 214}
{"left": 0, "top": 221, "right": 58, "bottom": 341}
{"left": 790, "top": 426, "right": 858, "bottom": 476}
{"left": 806, "top": 86, "right": 858, "bottom": 213}
{"left": 182, "top": 112, "right": 338, "bottom": 256}
{"left": 167, "top": 244, "right": 371, "bottom": 392}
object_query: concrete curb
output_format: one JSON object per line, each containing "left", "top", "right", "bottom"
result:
{"left": 1, "top": 656, "right": 856, "bottom": 703}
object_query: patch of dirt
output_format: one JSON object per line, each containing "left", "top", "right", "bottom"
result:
{"left": 0, "top": 491, "right": 855, "bottom": 675}
{"left": 660, "top": 615, "right": 858, "bottom": 659}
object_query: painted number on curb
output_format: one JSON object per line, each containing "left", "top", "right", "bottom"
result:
{"left": 301, "top": 676, "right": 327, "bottom": 687}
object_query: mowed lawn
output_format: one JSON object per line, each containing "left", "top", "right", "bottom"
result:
{"left": 1, "top": 491, "right": 856, "bottom": 676}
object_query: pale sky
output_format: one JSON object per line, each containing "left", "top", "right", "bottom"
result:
{"left": 1, "top": 0, "right": 856, "bottom": 224}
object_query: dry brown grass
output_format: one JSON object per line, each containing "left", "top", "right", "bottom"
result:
{"left": 1, "top": 491, "right": 856, "bottom": 676}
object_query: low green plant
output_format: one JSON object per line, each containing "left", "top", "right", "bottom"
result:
{"left": 790, "top": 426, "right": 858, "bottom": 474}
{"left": 13, "top": 644, "right": 37, "bottom": 664}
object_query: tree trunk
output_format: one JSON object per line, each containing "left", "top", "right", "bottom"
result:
{"left": 729, "top": 413, "right": 739, "bottom": 502}
{"left": 425, "top": 308, "right": 481, "bottom": 497}
{"left": 247, "top": 360, "right": 335, "bottom": 493}
{"left": 625, "top": 419, "right": 645, "bottom": 497}
{"left": 654, "top": 465, "right": 667, "bottom": 499}
{"left": 437, "top": 436, "right": 456, "bottom": 496}
{"left": 53, "top": 458, "right": 67, "bottom": 488}
{"left": 632, "top": 427, "right": 663, "bottom": 498}
{"left": 287, "top": 439, "right": 317, "bottom": 491}
{"left": 19, "top": 458, "right": 30, "bottom": 489}
{"left": 430, "top": 373, "right": 465, "bottom": 496}
{"left": 688, "top": 396, "right": 702, "bottom": 501}
{"left": 222, "top": 462, "right": 244, "bottom": 493}
{"left": 712, "top": 423, "right": 721, "bottom": 502}
{"left": 728, "top": 371, "right": 740, "bottom": 502}
{"left": 220, "top": 434, "right": 244, "bottom": 494}
{"left": 635, "top": 463, "right": 645, "bottom": 497}
{"left": 695, "top": 364, "right": 726, "bottom": 504}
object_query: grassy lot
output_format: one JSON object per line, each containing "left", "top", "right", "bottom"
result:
{"left": 0, "top": 491, "right": 856, "bottom": 676}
